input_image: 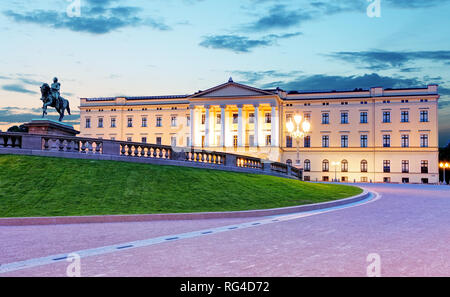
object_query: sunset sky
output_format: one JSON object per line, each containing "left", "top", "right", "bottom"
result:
{"left": 0, "top": 0, "right": 449, "bottom": 145}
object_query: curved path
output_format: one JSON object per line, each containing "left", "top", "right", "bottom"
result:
{"left": 1, "top": 184, "right": 449, "bottom": 276}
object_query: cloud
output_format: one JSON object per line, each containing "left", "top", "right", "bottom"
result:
{"left": 243, "top": 5, "right": 314, "bottom": 32}
{"left": 3, "top": 2, "right": 171, "bottom": 34}
{"left": 199, "top": 32, "right": 301, "bottom": 53}
{"left": 0, "top": 107, "right": 79, "bottom": 125}
{"left": 1, "top": 84, "right": 37, "bottom": 94}
{"left": 327, "top": 50, "right": 450, "bottom": 70}
{"left": 232, "top": 70, "right": 303, "bottom": 85}
{"left": 260, "top": 73, "right": 438, "bottom": 92}
{"left": 385, "top": 0, "right": 450, "bottom": 9}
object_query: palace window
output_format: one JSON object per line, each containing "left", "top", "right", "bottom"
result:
{"left": 142, "top": 117, "right": 147, "bottom": 127}
{"left": 402, "top": 160, "right": 409, "bottom": 173}
{"left": 420, "top": 110, "right": 429, "bottom": 122}
{"left": 401, "top": 135, "right": 409, "bottom": 148}
{"left": 187, "top": 115, "right": 191, "bottom": 127}
{"left": 248, "top": 113, "right": 255, "bottom": 124}
{"left": 322, "top": 160, "right": 329, "bottom": 172}
{"left": 233, "top": 114, "right": 238, "bottom": 124}
{"left": 383, "top": 111, "right": 391, "bottom": 123}
{"left": 383, "top": 135, "right": 391, "bottom": 147}
{"left": 156, "top": 137, "right": 162, "bottom": 145}
{"left": 420, "top": 134, "right": 429, "bottom": 147}
{"left": 216, "top": 114, "right": 222, "bottom": 125}
{"left": 141, "top": 137, "right": 147, "bottom": 144}
{"left": 85, "top": 118, "right": 91, "bottom": 128}
{"left": 233, "top": 135, "right": 238, "bottom": 147}
{"left": 304, "top": 160, "right": 311, "bottom": 172}
{"left": 156, "top": 117, "right": 162, "bottom": 127}
{"left": 127, "top": 137, "right": 132, "bottom": 142}
{"left": 171, "top": 116, "right": 177, "bottom": 127}
{"left": 360, "top": 135, "right": 368, "bottom": 148}
{"left": 421, "top": 160, "right": 429, "bottom": 173}
{"left": 171, "top": 136, "right": 177, "bottom": 147}
{"left": 383, "top": 160, "right": 391, "bottom": 173}
{"left": 341, "top": 160, "right": 348, "bottom": 172}
{"left": 98, "top": 118, "right": 103, "bottom": 128}
{"left": 322, "top": 113, "right": 329, "bottom": 124}
{"left": 341, "top": 135, "right": 348, "bottom": 148}
{"left": 341, "top": 112, "right": 349, "bottom": 124}
{"left": 286, "top": 136, "right": 293, "bottom": 148}
{"left": 110, "top": 118, "right": 116, "bottom": 128}
{"left": 361, "top": 160, "right": 368, "bottom": 173}
{"left": 266, "top": 135, "right": 272, "bottom": 146}
{"left": 360, "top": 112, "right": 368, "bottom": 124}
{"left": 304, "top": 136, "right": 311, "bottom": 148}
{"left": 201, "top": 114, "right": 206, "bottom": 125}
{"left": 127, "top": 118, "right": 133, "bottom": 128}
{"left": 322, "top": 135, "right": 329, "bottom": 148}
{"left": 265, "top": 113, "right": 271, "bottom": 124}
{"left": 304, "top": 114, "right": 311, "bottom": 122}
{"left": 401, "top": 111, "right": 409, "bottom": 123}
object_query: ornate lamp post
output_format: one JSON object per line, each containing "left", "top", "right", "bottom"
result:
{"left": 440, "top": 162, "right": 449, "bottom": 185}
{"left": 286, "top": 115, "right": 311, "bottom": 166}
{"left": 331, "top": 161, "right": 341, "bottom": 182}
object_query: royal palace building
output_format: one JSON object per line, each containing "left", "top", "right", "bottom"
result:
{"left": 79, "top": 78, "right": 440, "bottom": 184}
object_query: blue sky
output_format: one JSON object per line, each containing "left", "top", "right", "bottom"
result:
{"left": 0, "top": 0, "right": 449, "bottom": 146}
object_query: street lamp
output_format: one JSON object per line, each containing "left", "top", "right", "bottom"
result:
{"left": 286, "top": 114, "right": 311, "bottom": 166}
{"left": 331, "top": 161, "right": 341, "bottom": 182}
{"left": 440, "top": 162, "right": 449, "bottom": 185}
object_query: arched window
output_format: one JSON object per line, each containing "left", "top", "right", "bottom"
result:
{"left": 304, "top": 159, "right": 311, "bottom": 172}
{"left": 361, "top": 160, "right": 368, "bottom": 172}
{"left": 341, "top": 160, "right": 348, "bottom": 172}
{"left": 322, "top": 160, "right": 329, "bottom": 172}
{"left": 286, "top": 159, "right": 292, "bottom": 166}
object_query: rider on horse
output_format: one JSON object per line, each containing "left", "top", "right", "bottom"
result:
{"left": 51, "top": 77, "right": 61, "bottom": 110}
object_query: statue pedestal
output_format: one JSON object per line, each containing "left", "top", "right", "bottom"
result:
{"left": 24, "top": 119, "right": 79, "bottom": 137}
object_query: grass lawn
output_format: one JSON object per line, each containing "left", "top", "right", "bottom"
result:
{"left": 0, "top": 155, "right": 363, "bottom": 217}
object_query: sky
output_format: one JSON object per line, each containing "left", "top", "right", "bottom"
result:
{"left": 0, "top": 0, "right": 449, "bottom": 146}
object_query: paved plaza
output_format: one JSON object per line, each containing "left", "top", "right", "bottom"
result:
{"left": 1, "top": 183, "right": 449, "bottom": 277}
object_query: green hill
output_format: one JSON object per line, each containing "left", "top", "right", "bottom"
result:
{"left": 0, "top": 155, "right": 362, "bottom": 217}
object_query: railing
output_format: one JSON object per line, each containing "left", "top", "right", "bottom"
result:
{"left": 0, "top": 132, "right": 302, "bottom": 180}
{"left": 184, "top": 148, "right": 226, "bottom": 165}
{"left": 0, "top": 133, "right": 22, "bottom": 148}
{"left": 42, "top": 136, "right": 103, "bottom": 154}
{"left": 236, "top": 156, "right": 263, "bottom": 170}
{"left": 119, "top": 142, "right": 172, "bottom": 159}
{"left": 271, "top": 162, "right": 288, "bottom": 174}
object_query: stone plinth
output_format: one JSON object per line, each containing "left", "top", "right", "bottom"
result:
{"left": 24, "top": 119, "right": 79, "bottom": 136}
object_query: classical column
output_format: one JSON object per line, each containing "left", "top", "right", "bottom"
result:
{"left": 238, "top": 104, "right": 244, "bottom": 147}
{"left": 271, "top": 104, "right": 278, "bottom": 147}
{"left": 204, "top": 105, "right": 210, "bottom": 147}
{"left": 190, "top": 105, "right": 195, "bottom": 147}
{"left": 220, "top": 105, "right": 226, "bottom": 147}
{"left": 253, "top": 104, "right": 259, "bottom": 147}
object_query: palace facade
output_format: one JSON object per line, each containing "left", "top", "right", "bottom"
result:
{"left": 79, "top": 78, "right": 440, "bottom": 184}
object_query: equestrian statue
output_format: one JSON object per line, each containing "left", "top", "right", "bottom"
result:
{"left": 40, "top": 77, "right": 71, "bottom": 122}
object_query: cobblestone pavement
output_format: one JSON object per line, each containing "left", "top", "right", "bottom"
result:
{"left": 1, "top": 183, "right": 449, "bottom": 277}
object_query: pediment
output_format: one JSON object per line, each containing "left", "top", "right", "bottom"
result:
{"left": 190, "top": 81, "right": 275, "bottom": 98}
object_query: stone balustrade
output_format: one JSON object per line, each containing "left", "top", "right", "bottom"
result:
{"left": 0, "top": 132, "right": 302, "bottom": 180}
{"left": 0, "top": 133, "right": 22, "bottom": 148}
{"left": 119, "top": 142, "right": 172, "bottom": 159}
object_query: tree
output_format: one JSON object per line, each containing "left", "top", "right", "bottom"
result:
{"left": 7, "top": 125, "right": 28, "bottom": 133}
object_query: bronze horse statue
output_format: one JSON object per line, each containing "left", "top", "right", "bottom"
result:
{"left": 40, "top": 83, "right": 71, "bottom": 122}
